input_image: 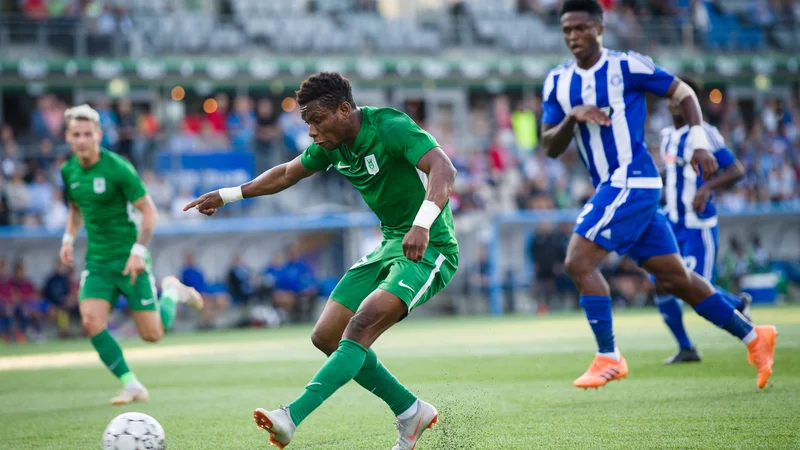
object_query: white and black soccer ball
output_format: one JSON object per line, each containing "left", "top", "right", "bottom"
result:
{"left": 102, "top": 412, "right": 165, "bottom": 450}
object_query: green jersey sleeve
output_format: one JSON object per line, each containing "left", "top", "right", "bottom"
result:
{"left": 300, "top": 144, "right": 332, "bottom": 171}
{"left": 60, "top": 163, "right": 72, "bottom": 202}
{"left": 115, "top": 158, "right": 147, "bottom": 203}
{"left": 383, "top": 113, "right": 440, "bottom": 167}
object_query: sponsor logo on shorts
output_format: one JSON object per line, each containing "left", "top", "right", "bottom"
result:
{"left": 398, "top": 280, "right": 416, "bottom": 293}
{"left": 140, "top": 298, "right": 155, "bottom": 306}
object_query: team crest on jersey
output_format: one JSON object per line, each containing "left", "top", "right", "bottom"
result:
{"left": 365, "top": 154, "right": 379, "bottom": 175}
{"left": 610, "top": 74, "right": 623, "bottom": 86}
{"left": 93, "top": 177, "right": 106, "bottom": 194}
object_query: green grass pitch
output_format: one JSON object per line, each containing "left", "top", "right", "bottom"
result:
{"left": 1, "top": 306, "right": 799, "bottom": 449}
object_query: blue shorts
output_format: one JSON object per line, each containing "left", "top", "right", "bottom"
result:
{"left": 671, "top": 223, "right": 719, "bottom": 282}
{"left": 574, "top": 184, "right": 678, "bottom": 264}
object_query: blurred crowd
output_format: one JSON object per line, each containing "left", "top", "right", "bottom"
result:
{"left": 1, "top": 86, "right": 800, "bottom": 227}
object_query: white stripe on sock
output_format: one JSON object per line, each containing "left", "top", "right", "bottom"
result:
{"left": 742, "top": 329, "right": 757, "bottom": 345}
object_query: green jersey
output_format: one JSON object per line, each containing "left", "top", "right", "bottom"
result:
{"left": 61, "top": 149, "right": 147, "bottom": 262}
{"left": 301, "top": 106, "right": 458, "bottom": 254}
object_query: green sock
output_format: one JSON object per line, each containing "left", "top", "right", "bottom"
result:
{"left": 289, "top": 339, "right": 368, "bottom": 426}
{"left": 90, "top": 329, "right": 132, "bottom": 382}
{"left": 354, "top": 348, "right": 417, "bottom": 417}
{"left": 120, "top": 372, "right": 139, "bottom": 386}
{"left": 159, "top": 288, "right": 178, "bottom": 331}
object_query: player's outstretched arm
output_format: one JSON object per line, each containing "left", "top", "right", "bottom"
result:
{"left": 403, "top": 147, "right": 457, "bottom": 262}
{"left": 666, "top": 78, "right": 718, "bottom": 180}
{"left": 60, "top": 201, "right": 83, "bottom": 267}
{"left": 183, "top": 156, "right": 317, "bottom": 216}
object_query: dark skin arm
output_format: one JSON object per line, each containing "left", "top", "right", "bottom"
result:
{"left": 402, "top": 147, "right": 457, "bottom": 262}
{"left": 541, "top": 105, "right": 611, "bottom": 159}
{"left": 665, "top": 78, "right": 718, "bottom": 180}
{"left": 692, "top": 159, "right": 745, "bottom": 213}
{"left": 183, "top": 156, "right": 318, "bottom": 216}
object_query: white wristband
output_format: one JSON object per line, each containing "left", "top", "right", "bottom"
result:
{"left": 219, "top": 186, "right": 244, "bottom": 205}
{"left": 689, "top": 125, "right": 711, "bottom": 151}
{"left": 62, "top": 234, "right": 75, "bottom": 245}
{"left": 412, "top": 200, "right": 441, "bottom": 230}
{"left": 131, "top": 243, "right": 147, "bottom": 258}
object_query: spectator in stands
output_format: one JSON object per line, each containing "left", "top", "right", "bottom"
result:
{"left": 721, "top": 236, "right": 755, "bottom": 291}
{"left": 529, "top": 221, "right": 568, "bottom": 314}
{"left": 44, "top": 189, "right": 68, "bottom": 231}
{"left": 255, "top": 98, "right": 281, "bottom": 172}
{"left": 179, "top": 251, "right": 228, "bottom": 329}
{"left": 93, "top": 99, "right": 119, "bottom": 150}
{"left": 11, "top": 260, "right": 43, "bottom": 341}
{"left": 1, "top": 125, "right": 22, "bottom": 180}
{"left": 4, "top": 170, "right": 30, "bottom": 225}
{"left": 136, "top": 104, "right": 161, "bottom": 169}
{"left": 42, "top": 258, "right": 78, "bottom": 339}
{"left": 272, "top": 248, "right": 317, "bottom": 323}
{"left": 226, "top": 95, "right": 256, "bottom": 151}
{"left": 30, "top": 95, "right": 65, "bottom": 143}
{"left": 207, "top": 93, "right": 230, "bottom": 134}
{"left": 0, "top": 194, "right": 10, "bottom": 226}
{"left": 198, "top": 120, "right": 230, "bottom": 151}
{"left": 0, "top": 259, "right": 12, "bottom": 343}
{"left": 227, "top": 254, "right": 254, "bottom": 304}
{"left": 36, "top": 139, "right": 55, "bottom": 171}
{"left": 27, "top": 170, "right": 53, "bottom": 217}
{"left": 117, "top": 98, "right": 137, "bottom": 162}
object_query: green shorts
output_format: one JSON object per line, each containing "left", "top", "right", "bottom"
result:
{"left": 331, "top": 239, "right": 458, "bottom": 313}
{"left": 79, "top": 253, "right": 158, "bottom": 311}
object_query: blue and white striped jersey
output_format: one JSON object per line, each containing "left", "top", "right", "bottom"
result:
{"left": 542, "top": 48, "right": 675, "bottom": 189}
{"left": 659, "top": 122, "right": 736, "bottom": 229}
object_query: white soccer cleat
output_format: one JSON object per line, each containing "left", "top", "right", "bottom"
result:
{"left": 161, "top": 275, "right": 204, "bottom": 310}
{"left": 392, "top": 399, "right": 439, "bottom": 450}
{"left": 109, "top": 384, "right": 149, "bottom": 406}
{"left": 254, "top": 406, "right": 296, "bottom": 449}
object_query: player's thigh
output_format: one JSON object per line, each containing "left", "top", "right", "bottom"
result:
{"left": 132, "top": 310, "right": 163, "bottom": 342}
{"left": 79, "top": 263, "right": 119, "bottom": 307}
{"left": 628, "top": 207, "right": 680, "bottom": 266}
{"left": 681, "top": 227, "right": 718, "bottom": 282}
{"left": 574, "top": 186, "right": 662, "bottom": 262}
{"left": 379, "top": 247, "right": 458, "bottom": 313}
{"left": 79, "top": 298, "right": 113, "bottom": 335}
{"left": 330, "top": 260, "right": 386, "bottom": 313}
{"left": 311, "top": 299, "right": 355, "bottom": 354}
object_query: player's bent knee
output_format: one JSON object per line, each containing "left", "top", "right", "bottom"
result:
{"left": 310, "top": 331, "right": 337, "bottom": 355}
{"left": 140, "top": 329, "right": 163, "bottom": 343}
{"left": 81, "top": 314, "right": 106, "bottom": 337}
{"left": 657, "top": 269, "right": 692, "bottom": 295}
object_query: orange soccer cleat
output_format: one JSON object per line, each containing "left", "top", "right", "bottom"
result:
{"left": 574, "top": 355, "right": 629, "bottom": 389}
{"left": 747, "top": 325, "right": 778, "bottom": 389}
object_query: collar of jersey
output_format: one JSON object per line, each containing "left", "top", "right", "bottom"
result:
{"left": 574, "top": 48, "right": 608, "bottom": 76}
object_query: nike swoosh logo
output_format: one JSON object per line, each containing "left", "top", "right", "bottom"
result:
{"left": 140, "top": 298, "right": 155, "bottom": 306}
{"left": 70, "top": 182, "right": 80, "bottom": 188}
{"left": 307, "top": 382, "right": 322, "bottom": 387}
{"left": 398, "top": 280, "right": 415, "bottom": 292}
{"left": 337, "top": 162, "right": 350, "bottom": 170}
{"left": 406, "top": 415, "right": 424, "bottom": 440}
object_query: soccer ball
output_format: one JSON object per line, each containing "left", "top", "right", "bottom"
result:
{"left": 102, "top": 412, "right": 165, "bottom": 450}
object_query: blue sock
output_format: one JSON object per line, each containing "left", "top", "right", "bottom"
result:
{"left": 715, "top": 286, "right": 744, "bottom": 311}
{"left": 579, "top": 295, "right": 615, "bottom": 353}
{"left": 655, "top": 294, "right": 693, "bottom": 350}
{"left": 692, "top": 292, "right": 754, "bottom": 340}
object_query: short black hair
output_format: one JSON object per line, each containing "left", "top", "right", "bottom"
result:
{"left": 296, "top": 72, "right": 356, "bottom": 110}
{"left": 679, "top": 76, "right": 701, "bottom": 97}
{"left": 560, "top": 0, "right": 604, "bottom": 22}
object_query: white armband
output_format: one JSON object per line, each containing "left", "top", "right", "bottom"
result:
{"left": 62, "top": 233, "right": 75, "bottom": 245}
{"left": 672, "top": 81, "right": 695, "bottom": 102}
{"left": 131, "top": 243, "right": 148, "bottom": 258}
{"left": 219, "top": 186, "right": 244, "bottom": 205}
{"left": 412, "top": 200, "right": 441, "bottom": 230}
{"left": 689, "top": 125, "right": 711, "bottom": 151}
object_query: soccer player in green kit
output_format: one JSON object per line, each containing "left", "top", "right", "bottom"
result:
{"left": 184, "top": 72, "right": 458, "bottom": 449}
{"left": 59, "top": 104, "right": 203, "bottom": 405}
